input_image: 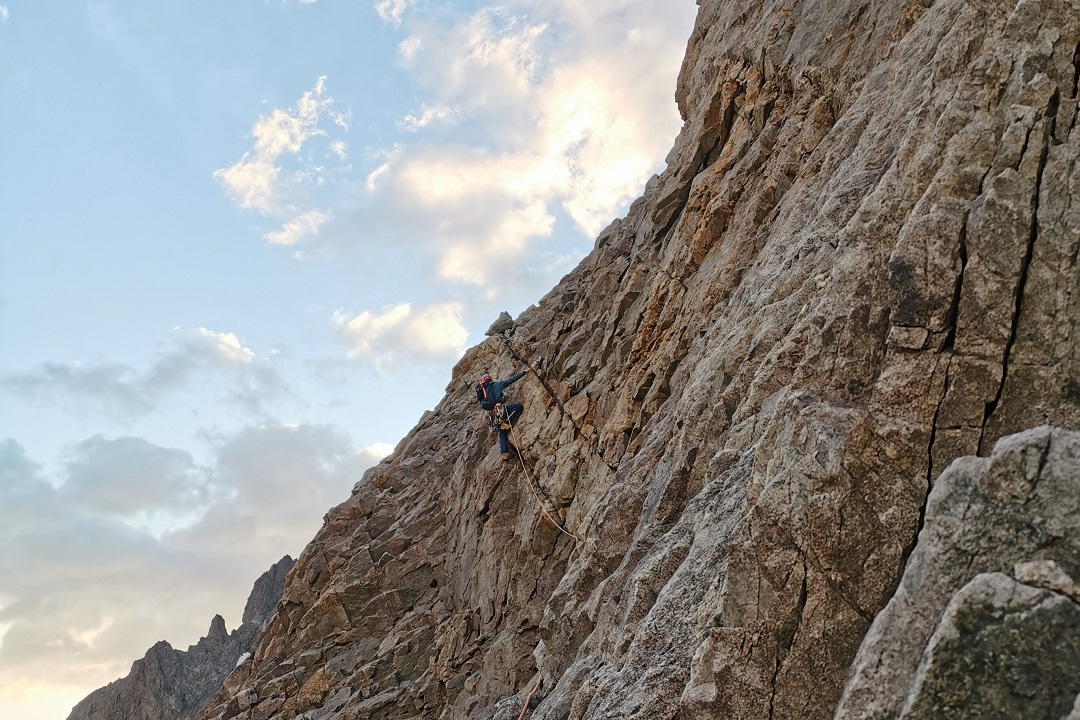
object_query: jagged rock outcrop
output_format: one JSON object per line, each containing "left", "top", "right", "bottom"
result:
{"left": 836, "top": 427, "right": 1080, "bottom": 719}
{"left": 69, "top": 556, "right": 294, "bottom": 720}
{"left": 204, "top": 0, "right": 1080, "bottom": 719}
{"left": 485, "top": 312, "right": 515, "bottom": 337}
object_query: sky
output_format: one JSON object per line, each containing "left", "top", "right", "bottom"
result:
{"left": 0, "top": 1, "right": 696, "bottom": 717}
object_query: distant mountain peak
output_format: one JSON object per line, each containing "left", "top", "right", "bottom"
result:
{"left": 67, "top": 555, "right": 295, "bottom": 720}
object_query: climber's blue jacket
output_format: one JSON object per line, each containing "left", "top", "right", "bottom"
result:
{"left": 485, "top": 371, "right": 525, "bottom": 403}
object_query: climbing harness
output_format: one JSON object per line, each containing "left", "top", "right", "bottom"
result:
{"left": 485, "top": 401, "right": 511, "bottom": 431}
{"left": 494, "top": 402, "right": 510, "bottom": 429}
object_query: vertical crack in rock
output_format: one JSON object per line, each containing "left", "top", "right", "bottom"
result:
{"left": 905, "top": 149, "right": 983, "bottom": 592}
{"left": 768, "top": 556, "right": 809, "bottom": 720}
{"left": 941, "top": 216, "right": 969, "bottom": 353}
{"left": 1072, "top": 43, "right": 1080, "bottom": 99}
{"left": 1023, "top": 432, "right": 1054, "bottom": 507}
{"left": 895, "top": 353, "right": 955, "bottom": 603}
{"left": 699, "top": 89, "right": 740, "bottom": 174}
{"left": 478, "top": 474, "right": 507, "bottom": 524}
{"left": 980, "top": 114, "right": 1053, "bottom": 454}
{"left": 655, "top": 191, "right": 694, "bottom": 253}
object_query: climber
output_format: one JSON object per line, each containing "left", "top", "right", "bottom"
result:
{"left": 475, "top": 370, "right": 526, "bottom": 460}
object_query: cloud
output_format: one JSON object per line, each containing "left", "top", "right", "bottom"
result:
{"left": 213, "top": 156, "right": 280, "bottom": 214}
{"left": 194, "top": 328, "right": 256, "bottom": 365}
{"left": 333, "top": 301, "right": 468, "bottom": 367}
{"left": 62, "top": 436, "right": 208, "bottom": 519}
{"left": 0, "top": 6, "right": 9, "bottom": 23}
{"left": 0, "top": 361, "right": 158, "bottom": 417}
{"left": 0, "top": 425, "right": 375, "bottom": 697}
{"left": 213, "top": 2, "right": 692, "bottom": 306}
{"left": 374, "top": 0, "right": 414, "bottom": 26}
{"left": 349, "top": 1, "right": 695, "bottom": 292}
{"left": 168, "top": 424, "right": 370, "bottom": 558}
{"left": 1, "top": 327, "right": 285, "bottom": 420}
{"left": 264, "top": 208, "right": 332, "bottom": 246}
{"left": 362, "top": 441, "right": 395, "bottom": 460}
{"left": 214, "top": 77, "right": 346, "bottom": 242}
{"left": 399, "top": 103, "right": 455, "bottom": 132}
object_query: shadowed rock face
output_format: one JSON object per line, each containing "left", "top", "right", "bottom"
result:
{"left": 68, "top": 556, "right": 294, "bottom": 720}
{"left": 204, "top": 0, "right": 1080, "bottom": 719}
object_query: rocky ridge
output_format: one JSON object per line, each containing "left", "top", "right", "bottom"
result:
{"left": 68, "top": 556, "right": 294, "bottom": 720}
{"left": 205, "top": 0, "right": 1080, "bottom": 718}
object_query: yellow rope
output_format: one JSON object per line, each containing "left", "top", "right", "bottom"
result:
{"left": 478, "top": 342, "right": 585, "bottom": 542}
{"left": 516, "top": 672, "right": 543, "bottom": 720}
{"left": 507, "top": 416, "right": 582, "bottom": 543}
{"left": 494, "top": 335, "right": 616, "bottom": 472}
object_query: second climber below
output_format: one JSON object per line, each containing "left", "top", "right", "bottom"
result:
{"left": 475, "top": 369, "right": 527, "bottom": 460}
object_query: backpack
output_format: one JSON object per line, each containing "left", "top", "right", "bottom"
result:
{"left": 475, "top": 381, "right": 497, "bottom": 411}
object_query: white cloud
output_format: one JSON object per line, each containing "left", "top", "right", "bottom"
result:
{"left": 0, "top": 426, "right": 374, "bottom": 699}
{"left": 213, "top": 156, "right": 280, "bottom": 214}
{"left": 333, "top": 301, "right": 468, "bottom": 367}
{"left": 264, "top": 208, "right": 332, "bottom": 246}
{"left": 399, "top": 103, "right": 455, "bottom": 132}
{"left": 214, "top": 77, "right": 344, "bottom": 212}
{"left": 362, "top": 441, "right": 395, "bottom": 460}
{"left": 375, "top": 0, "right": 414, "bottom": 26}
{"left": 399, "top": 8, "right": 547, "bottom": 111}
{"left": 0, "top": 6, "right": 9, "bottom": 23}
{"left": 214, "top": 77, "right": 347, "bottom": 244}
{"left": 364, "top": 148, "right": 398, "bottom": 191}
{"left": 194, "top": 328, "right": 256, "bottom": 365}
{"left": 352, "top": 1, "right": 695, "bottom": 292}
{"left": 211, "top": 2, "right": 692, "bottom": 301}
{"left": 398, "top": 35, "right": 422, "bottom": 60}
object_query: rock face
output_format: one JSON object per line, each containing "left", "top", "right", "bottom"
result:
{"left": 836, "top": 427, "right": 1080, "bottom": 720}
{"left": 69, "top": 556, "right": 294, "bottom": 720}
{"left": 204, "top": 1, "right": 1080, "bottom": 719}
{"left": 898, "top": 571, "right": 1080, "bottom": 720}
{"left": 485, "top": 312, "right": 515, "bottom": 337}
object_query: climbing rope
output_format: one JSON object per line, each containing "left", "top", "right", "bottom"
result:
{"left": 507, "top": 414, "right": 582, "bottom": 543}
{"left": 494, "top": 334, "right": 616, "bottom": 472}
{"left": 473, "top": 333, "right": 617, "bottom": 546}
{"left": 516, "top": 673, "right": 543, "bottom": 720}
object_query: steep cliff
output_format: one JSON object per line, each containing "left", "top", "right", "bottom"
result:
{"left": 68, "top": 556, "right": 294, "bottom": 720}
{"left": 204, "top": 0, "right": 1080, "bottom": 718}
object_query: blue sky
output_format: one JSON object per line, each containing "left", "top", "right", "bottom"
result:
{"left": 0, "top": 1, "right": 695, "bottom": 717}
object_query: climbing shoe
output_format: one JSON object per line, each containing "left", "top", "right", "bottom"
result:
{"left": 499, "top": 422, "right": 512, "bottom": 430}
{"left": 502, "top": 450, "right": 517, "bottom": 461}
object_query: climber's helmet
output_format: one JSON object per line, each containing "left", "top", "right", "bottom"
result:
{"left": 480, "top": 373, "right": 492, "bottom": 384}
